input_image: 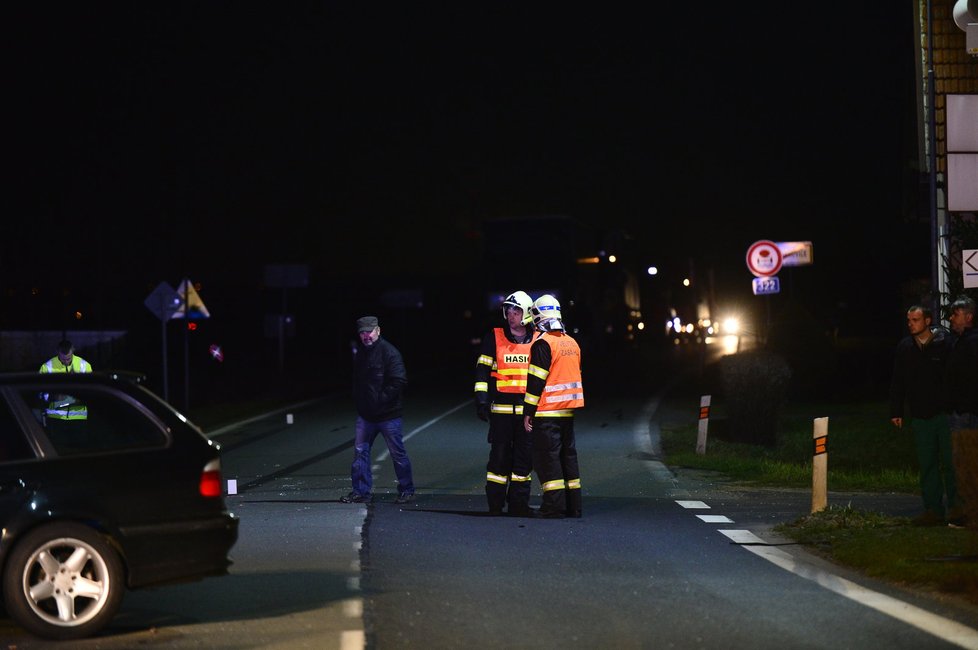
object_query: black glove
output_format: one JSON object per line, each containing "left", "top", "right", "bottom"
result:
{"left": 476, "top": 403, "right": 489, "bottom": 422}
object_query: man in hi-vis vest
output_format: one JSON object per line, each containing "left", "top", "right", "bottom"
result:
{"left": 522, "top": 295, "right": 584, "bottom": 519}
{"left": 473, "top": 290, "right": 536, "bottom": 516}
{"left": 39, "top": 339, "right": 93, "bottom": 436}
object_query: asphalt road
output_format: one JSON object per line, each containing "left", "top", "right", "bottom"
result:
{"left": 4, "top": 371, "right": 978, "bottom": 649}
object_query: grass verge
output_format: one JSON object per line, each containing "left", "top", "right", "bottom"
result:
{"left": 775, "top": 505, "right": 978, "bottom": 605}
{"left": 660, "top": 398, "right": 918, "bottom": 492}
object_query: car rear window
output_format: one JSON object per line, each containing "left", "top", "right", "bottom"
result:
{"left": 21, "top": 387, "right": 168, "bottom": 456}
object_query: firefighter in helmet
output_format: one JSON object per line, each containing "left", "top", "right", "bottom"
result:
{"left": 474, "top": 290, "right": 537, "bottom": 516}
{"left": 523, "top": 294, "right": 584, "bottom": 518}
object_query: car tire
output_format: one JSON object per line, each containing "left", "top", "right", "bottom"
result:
{"left": 2, "top": 522, "right": 125, "bottom": 640}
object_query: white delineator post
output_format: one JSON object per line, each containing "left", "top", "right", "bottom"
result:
{"left": 812, "top": 417, "right": 828, "bottom": 513}
{"left": 696, "top": 395, "right": 711, "bottom": 455}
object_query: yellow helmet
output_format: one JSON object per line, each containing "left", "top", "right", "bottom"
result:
{"left": 530, "top": 294, "right": 563, "bottom": 330}
{"left": 502, "top": 291, "right": 533, "bottom": 325}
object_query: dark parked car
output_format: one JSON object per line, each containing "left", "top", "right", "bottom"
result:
{"left": 0, "top": 371, "right": 238, "bottom": 640}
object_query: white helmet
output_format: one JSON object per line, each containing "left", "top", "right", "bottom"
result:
{"left": 530, "top": 294, "right": 563, "bottom": 330}
{"left": 502, "top": 290, "right": 533, "bottom": 325}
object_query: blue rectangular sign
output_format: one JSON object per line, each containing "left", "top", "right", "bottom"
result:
{"left": 752, "top": 276, "right": 780, "bottom": 295}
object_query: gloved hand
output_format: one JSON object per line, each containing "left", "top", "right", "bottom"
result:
{"left": 476, "top": 403, "right": 489, "bottom": 422}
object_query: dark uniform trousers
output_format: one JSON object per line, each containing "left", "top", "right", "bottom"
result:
{"left": 486, "top": 409, "right": 534, "bottom": 513}
{"left": 533, "top": 417, "right": 581, "bottom": 516}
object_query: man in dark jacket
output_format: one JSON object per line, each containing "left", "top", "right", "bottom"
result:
{"left": 945, "top": 295, "right": 978, "bottom": 527}
{"left": 889, "top": 304, "right": 956, "bottom": 526}
{"left": 341, "top": 315, "right": 414, "bottom": 504}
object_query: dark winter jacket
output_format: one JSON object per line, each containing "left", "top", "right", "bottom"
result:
{"left": 946, "top": 326, "right": 978, "bottom": 415}
{"left": 889, "top": 326, "right": 950, "bottom": 420}
{"left": 353, "top": 336, "right": 407, "bottom": 422}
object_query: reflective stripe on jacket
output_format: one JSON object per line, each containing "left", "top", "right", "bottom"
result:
{"left": 39, "top": 355, "right": 92, "bottom": 420}
{"left": 527, "top": 332, "right": 583, "bottom": 413}
{"left": 491, "top": 328, "right": 534, "bottom": 393}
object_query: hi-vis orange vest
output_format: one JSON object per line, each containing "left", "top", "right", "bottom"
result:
{"left": 491, "top": 328, "right": 535, "bottom": 393}
{"left": 536, "top": 332, "right": 584, "bottom": 411}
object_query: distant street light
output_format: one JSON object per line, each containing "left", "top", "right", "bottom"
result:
{"left": 647, "top": 266, "right": 658, "bottom": 276}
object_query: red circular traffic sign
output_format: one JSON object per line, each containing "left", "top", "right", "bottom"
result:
{"left": 746, "top": 240, "right": 782, "bottom": 277}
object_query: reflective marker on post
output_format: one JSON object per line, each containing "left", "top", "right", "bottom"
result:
{"left": 696, "top": 395, "right": 711, "bottom": 455}
{"left": 286, "top": 413, "right": 294, "bottom": 424}
{"left": 811, "top": 417, "right": 828, "bottom": 513}
{"left": 227, "top": 479, "right": 238, "bottom": 495}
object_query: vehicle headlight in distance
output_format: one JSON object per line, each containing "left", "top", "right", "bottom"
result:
{"left": 722, "top": 317, "right": 740, "bottom": 335}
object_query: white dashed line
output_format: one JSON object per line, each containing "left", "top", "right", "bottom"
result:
{"left": 676, "top": 500, "right": 710, "bottom": 509}
{"left": 343, "top": 599, "right": 363, "bottom": 617}
{"left": 696, "top": 514, "right": 734, "bottom": 523}
{"left": 340, "top": 629, "right": 365, "bottom": 650}
{"left": 718, "top": 529, "right": 766, "bottom": 545}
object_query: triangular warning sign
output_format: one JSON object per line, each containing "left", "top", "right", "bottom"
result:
{"left": 171, "top": 278, "right": 211, "bottom": 319}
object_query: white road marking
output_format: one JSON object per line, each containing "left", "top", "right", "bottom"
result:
{"left": 343, "top": 599, "right": 363, "bottom": 617}
{"left": 676, "top": 500, "right": 710, "bottom": 509}
{"left": 340, "top": 629, "right": 365, "bottom": 650}
{"left": 206, "top": 397, "right": 323, "bottom": 437}
{"left": 376, "top": 401, "right": 469, "bottom": 462}
{"left": 719, "top": 529, "right": 767, "bottom": 545}
{"left": 696, "top": 514, "right": 733, "bottom": 523}
{"left": 722, "top": 529, "right": 978, "bottom": 649}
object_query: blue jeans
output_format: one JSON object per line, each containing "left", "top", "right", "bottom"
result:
{"left": 351, "top": 416, "right": 414, "bottom": 496}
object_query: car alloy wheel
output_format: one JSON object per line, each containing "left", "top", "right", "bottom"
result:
{"left": 2, "top": 522, "right": 124, "bottom": 640}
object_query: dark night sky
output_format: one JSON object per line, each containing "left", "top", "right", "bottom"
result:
{"left": 6, "top": 3, "right": 926, "bottom": 337}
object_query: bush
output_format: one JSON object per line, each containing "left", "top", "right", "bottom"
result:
{"left": 719, "top": 351, "right": 791, "bottom": 447}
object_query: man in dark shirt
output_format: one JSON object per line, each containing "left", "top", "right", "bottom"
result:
{"left": 341, "top": 315, "right": 414, "bottom": 505}
{"left": 945, "top": 296, "right": 978, "bottom": 527}
{"left": 889, "top": 304, "right": 956, "bottom": 526}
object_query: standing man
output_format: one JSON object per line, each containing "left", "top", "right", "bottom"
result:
{"left": 889, "top": 304, "right": 956, "bottom": 526}
{"left": 39, "top": 339, "right": 92, "bottom": 424}
{"left": 39, "top": 339, "right": 92, "bottom": 375}
{"left": 341, "top": 316, "right": 415, "bottom": 505}
{"left": 474, "top": 290, "right": 536, "bottom": 516}
{"left": 945, "top": 295, "right": 978, "bottom": 527}
{"left": 522, "top": 295, "right": 584, "bottom": 519}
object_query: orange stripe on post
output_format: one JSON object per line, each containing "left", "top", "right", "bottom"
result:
{"left": 813, "top": 436, "right": 827, "bottom": 456}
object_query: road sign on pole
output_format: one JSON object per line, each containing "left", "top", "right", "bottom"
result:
{"left": 964, "top": 249, "right": 978, "bottom": 289}
{"left": 746, "top": 240, "right": 783, "bottom": 277}
{"left": 143, "top": 282, "right": 182, "bottom": 403}
{"left": 752, "top": 276, "right": 781, "bottom": 295}
{"left": 776, "top": 241, "right": 814, "bottom": 266}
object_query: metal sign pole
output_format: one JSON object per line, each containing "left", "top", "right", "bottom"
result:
{"left": 162, "top": 316, "right": 169, "bottom": 403}
{"left": 183, "top": 278, "right": 190, "bottom": 412}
